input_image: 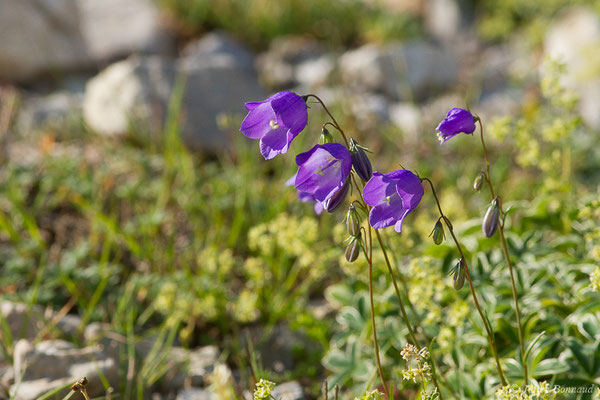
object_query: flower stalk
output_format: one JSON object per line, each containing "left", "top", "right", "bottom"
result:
{"left": 476, "top": 117, "right": 528, "bottom": 383}
{"left": 421, "top": 177, "right": 507, "bottom": 386}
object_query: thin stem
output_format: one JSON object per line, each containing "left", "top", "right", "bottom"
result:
{"left": 367, "top": 225, "right": 391, "bottom": 400}
{"left": 477, "top": 118, "right": 528, "bottom": 383}
{"left": 374, "top": 230, "right": 444, "bottom": 399}
{"left": 375, "top": 229, "right": 419, "bottom": 346}
{"left": 304, "top": 94, "right": 350, "bottom": 147}
{"left": 421, "top": 177, "right": 507, "bottom": 386}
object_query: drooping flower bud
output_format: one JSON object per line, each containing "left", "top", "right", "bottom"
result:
{"left": 452, "top": 259, "right": 466, "bottom": 290}
{"left": 473, "top": 172, "right": 484, "bottom": 191}
{"left": 482, "top": 197, "right": 500, "bottom": 237}
{"left": 319, "top": 127, "right": 334, "bottom": 144}
{"left": 324, "top": 178, "right": 350, "bottom": 213}
{"left": 345, "top": 234, "right": 361, "bottom": 262}
{"left": 345, "top": 204, "right": 361, "bottom": 237}
{"left": 429, "top": 219, "right": 445, "bottom": 245}
{"left": 349, "top": 138, "right": 372, "bottom": 181}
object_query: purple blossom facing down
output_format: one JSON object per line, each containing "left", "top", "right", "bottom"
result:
{"left": 362, "top": 170, "right": 423, "bottom": 233}
{"left": 435, "top": 108, "right": 476, "bottom": 144}
{"left": 240, "top": 91, "right": 308, "bottom": 159}
{"left": 295, "top": 143, "right": 352, "bottom": 203}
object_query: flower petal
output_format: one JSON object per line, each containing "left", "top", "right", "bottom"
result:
{"left": 271, "top": 91, "right": 308, "bottom": 135}
{"left": 362, "top": 171, "right": 401, "bottom": 206}
{"left": 240, "top": 102, "right": 277, "bottom": 139}
{"left": 395, "top": 170, "right": 424, "bottom": 211}
{"left": 368, "top": 194, "right": 405, "bottom": 229}
{"left": 259, "top": 126, "right": 290, "bottom": 159}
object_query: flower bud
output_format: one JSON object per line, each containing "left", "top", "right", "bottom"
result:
{"left": 349, "top": 138, "right": 372, "bottom": 181}
{"left": 482, "top": 198, "right": 500, "bottom": 237}
{"left": 430, "top": 219, "right": 445, "bottom": 245}
{"left": 345, "top": 235, "right": 361, "bottom": 262}
{"left": 452, "top": 259, "right": 466, "bottom": 290}
{"left": 319, "top": 127, "right": 334, "bottom": 144}
{"left": 324, "top": 178, "right": 350, "bottom": 213}
{"left": 345, "top": 204, "right": 361, "bottom": 237}
{"left": 473, "top": 172, "right": 484, "bottom": 191}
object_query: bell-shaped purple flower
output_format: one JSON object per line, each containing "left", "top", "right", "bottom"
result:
{"left": 435, "top": 108, "right": 476, "bottom": 144}
{"left": 362, "top": 170, "right": 423, "bottom": 233}
{"left": 240, "top": 91, "right": 308, "bottom": 159}
{"left": 294, "top": 143, "right": 352, "bottom": 203}
{"left": 286, "top": 174, "right": 324, "bottom": 215}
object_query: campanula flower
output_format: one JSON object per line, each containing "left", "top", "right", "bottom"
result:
{"left": 362, "top": 170, "right": 423, "bottom": 233}
{"left": 295, "top": 143, "right": 352, "bottom": 203}
{"left": 240, "top": 91, "right": 308, "bottom": 159}
{"left": 435, "top": 108, "right": 476, "bottom": 144}
{"left": 286, "top": 174, "right": 323, "bottom": 215}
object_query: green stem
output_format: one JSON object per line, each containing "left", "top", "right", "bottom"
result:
{"left": 477, "top": 118, "right": 528, "bottom": 383}
{"left": 304, "top": 94, "right": 350, "bottom": 147}
{"left": 422, "top": 177, "right": 507, "bottom": 386}
{"left": 366, "top": 225, "right": 391, "bottom": 400}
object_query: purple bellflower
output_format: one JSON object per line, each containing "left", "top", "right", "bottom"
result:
{"left": 294, "top": 143, "right": 352, "bottom": 203}
{"left": 435, "top": 108, "right": 476, "bottom": 144}
{"left": 362, "top": 170, "right": 423, "bottom": 233}
{"left": 240, "top": 91, "right": 308, "bottom": 159}
{"left": 286, "top": 174, "right": 324, "bottom": 215}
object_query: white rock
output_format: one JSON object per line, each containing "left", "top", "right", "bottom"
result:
{"left": 389, "top": 102, "right": 423, "bottom": 136}
{"left": 83, "top": 56, "right": 175, "bottom": 138}
{"left": 273, "top": 381, "right": 304, "bottom": 400}
{"left": 425, "top": 0, "right": 462, "bottom": 40}
{"left": 84, "top": 31, "right": 265, "bottom": 151}
{"left": 295, "top": 56, "right": 335, "bottom": 88}
{"left": 177, "top": 388, "right": 214, "bottom": 400}
{"left": 0, "top": 0, "right": 173, "bottom": 82}
{"left": 340, "top": 41, "right": 457, "bottom": 100}
{"left": 11, "top": 339, "right": 119, "bottom": 400}
{"left": 0, "top": 302, "right": 44, "bottom": 341}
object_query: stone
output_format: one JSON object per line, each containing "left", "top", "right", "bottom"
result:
{"left": 244, "top": 324, "right": 318, "bottom": 373}
{"left": 181, "top": 31, "right": 255, "bottom": 72}
{"left": 0, "top": 0, "right": 174, "bottom": 82}
{"left": 340, "top": 41, "right": 457, "bottom": 101}
{"left": 187, "top": 346, "right": 219, "bottom": 387}
{"left": 544, "top": 6, "right": 600, "bottom": 129}
{"left": 17, "top": 91, "right": 83, "bottom": 136}
{"left": 425, "top": 0, "right": 463, "bottom": 40}
{"left": 0, "top": 302, "right": 44, "bottom": 342}
{"left": 83, "top": 55, "right": 176, "bottom": 139}
{"left": 295, "top": 56, "right": 335, "bottom": 88}
{"left": 84, "top": 324, "right": 219, "bottom": 391}
{"left": 256, "top": 36, "right": 325, "bottom": 89}
{"left": 273, "top": 381, "right": 304, "bottom": 400}
{"left": 389, "top": 102, "right": 423, "bottom": 138}
{"left": 84, "top": 32, "right": 264, "bottom": 152}
{"left": 11, "top": 339, "right": 119, "bottom": 400}
{"left": 176, "top": 388, "right": 214, "bottom": 400}
{"left": 476, "top": 89, "right": 524, "bottom": 122}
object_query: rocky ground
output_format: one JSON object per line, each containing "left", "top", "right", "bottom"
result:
{"left": 1, "top": 0, "right": 599, "bottom": 399}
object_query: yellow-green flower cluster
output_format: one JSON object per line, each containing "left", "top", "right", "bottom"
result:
{"left": 400, "top": 343, "right": 433, "bottom": 383}
{"left": 253, "top": 379, "right": 276, "bottom": 400}
{"left": 495, "top": 382, "right": 558, "bottom": 400}
{"left": 355, "top": 389, "right": 385, "bottom": 400}
{"left": 406, "top": 257, "right": 445, "bottom": 324}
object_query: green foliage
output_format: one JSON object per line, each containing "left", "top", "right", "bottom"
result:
{"left": 157, "top": 0, "right": 421, "bottom": 49}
